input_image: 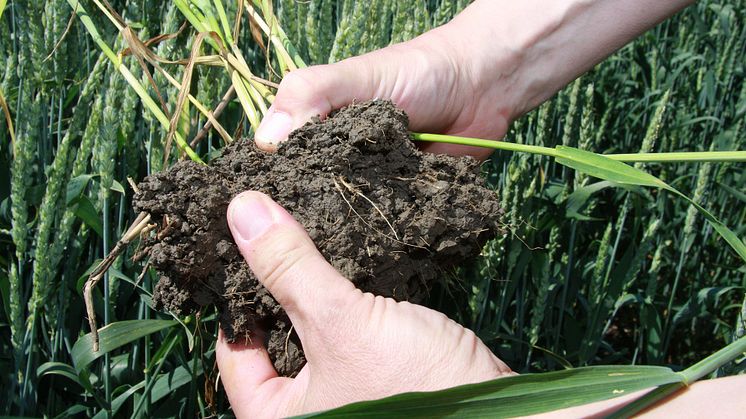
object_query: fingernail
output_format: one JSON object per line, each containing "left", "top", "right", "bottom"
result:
{"left": 255, "top": 109, "right": 293, "bottom": 146}
{"left": 228, "top": 192, "right": 274, "bottom": 242}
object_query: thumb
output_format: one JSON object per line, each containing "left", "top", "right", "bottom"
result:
{"left": 227, "top": 191, "right": 357, "bottom": 330}
{"left": 254, "top": 57, "right": 383, "bottom": 151}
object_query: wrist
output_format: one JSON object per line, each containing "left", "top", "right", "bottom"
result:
{"left": 436, "top": 0, "right": 694, "bottom": 123}
{"left": 436, "top": 0, "right": 579, "bottom": 123}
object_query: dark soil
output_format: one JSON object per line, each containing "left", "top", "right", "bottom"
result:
{"left": 134, "top": 100, "right": 503, "bottom": 376}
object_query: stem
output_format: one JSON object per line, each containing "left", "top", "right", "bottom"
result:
{"left": 413, "top": 132, "right": 559, "bottom": 156}
{"left": 554, "top": 221, "right": 577, "bottom": 352}
{"left": 131, "top": 335, "right": 178, "bottom": 418}
{"left": 682, "top": 335, "right": 746, "bottom": 382}
{"left": 103, "top": 196, "right": 111, "bottom": 417}
{"left": 411, "top": 133, "right": 746, "bottom": 163}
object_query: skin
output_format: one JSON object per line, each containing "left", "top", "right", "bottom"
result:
{"left": 220, "top": 192, "right": 514, "bottom": 418}
{"left": 218, "top": 1, "right": 746, "bottom": 417}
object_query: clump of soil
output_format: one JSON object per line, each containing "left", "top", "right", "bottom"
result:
{"left": 134, "top": 100, "right": 503, "bottom": 376}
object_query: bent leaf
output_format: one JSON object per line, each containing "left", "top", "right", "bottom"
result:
{"left": 38, "top": 361, "right": 83, "bottom": 387}
{"left": 92, "top": 382, "right": 145, "bottom": 419}
{"left": 66, "top": 174, "right": 96, "bottom": 205}
{"left": 565, "top": 181, "right": 623, "bottom": 220}
{"left": 555, "top": 146, "right": 746, "bottom": 263}
{"left": 73, "top": 196, "right": 103, "bottom": 237}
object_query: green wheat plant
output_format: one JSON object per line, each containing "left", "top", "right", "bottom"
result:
{"left": 1, "top": 0, "right": 745, "bottom": 417}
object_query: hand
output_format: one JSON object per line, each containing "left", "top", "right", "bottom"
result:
{"left": 255, "top": 31, "right": 511, "bottom": 159}
{"left": 217, "top": 191, "right": 513, "bottom": 418}
{"left": 254, "top": 0, "right": 693, "bottom": 160}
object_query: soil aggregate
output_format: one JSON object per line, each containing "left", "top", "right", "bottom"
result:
{"left": 133, "top": 100, "right": 504, "bottom": 376}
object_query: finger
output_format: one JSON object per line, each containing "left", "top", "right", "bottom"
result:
{"left": 254, "top": 55, "right": 383, "bottom": 151}
{"left": 226, "top": 191, "right": 358, "bottom": 332}
{"left": 216, "top": 329, "right": 279, "bottom": 416}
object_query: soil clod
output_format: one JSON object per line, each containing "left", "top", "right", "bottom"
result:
{"left": 133, "top": 100, "right": 503, "bottom": 375}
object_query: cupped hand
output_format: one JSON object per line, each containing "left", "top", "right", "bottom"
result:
{"left": 217, "top": 191, "right": 513, "bottom": 418}
{"left": 254, "top": 24, "right": 518, "bottom": 159}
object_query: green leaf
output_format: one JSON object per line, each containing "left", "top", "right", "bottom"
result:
{"left": 297, "top": 366, "right": 681, "bottom": 418}
{"left": 38, "top": 361, "right": 99, "bottom": 398}
{"left": 148, "top": 331, "right": 180, "bottom": 368}
{"left": 709, "top": 221, "right": 746, "bottom": 262}
{"left": 73, "top": 196, "right": 103, "bottom": 237}
{"left": 554, "top": 146, "right": 746, "bottom": 263}
{"left": 174, "top": 314, "right": 195, "bottom": 352}
{"left": 565, "top": 181, "right": 618, "bottom": 220}
{"left": 673, "top": 286, "right": 739, "bottom": 326}
{"left": 610, "top": 335, "right": 746, "bottom": 417}
{"left": 66, "top": 174, "right": 96, "bottom": 205}
{"left": 72, "top": 320, "right": 177, "bottom": 372}
{"left": 38, "top": 361, "right": 83, "bottom": 387}
{"left": 718, "top": 182, "right": 746, "bottom": 204}
{"left": 92, "top": 382, "right": 145, "bottom": 419}
{"left": 151, "top": 361, "right": 204, "bottom": 403}
{"left": 554, "top": 146, "right": 668, "bottom": 189}
{"left": 670, "top": 189, "right": 746, "bottom": 262}
{"left": 110, "top": 179, "right": 125, "bottom": 194}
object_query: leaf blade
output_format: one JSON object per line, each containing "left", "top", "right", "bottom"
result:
{"left": 72, "top": 319, "right": 177, "bottom": 372}
{"left": 297, "top": 366, "right": 681, "bottom": 418}
{"left": 554, "top": 146, "right": 668, "bottom": 189}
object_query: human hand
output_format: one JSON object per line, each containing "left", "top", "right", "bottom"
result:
{"left": 255, "top": 32, "right": 510, "bottom": 159}
{"left": 255, "top": 0, "right": 693, "bottom": 160}
{"left": 217, "top": 191, "right": 513, "bottom": 418}
{"left": 254, "top": 10, "right": 517, "bottom": 159}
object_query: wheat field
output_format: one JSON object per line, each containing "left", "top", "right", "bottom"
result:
{"left": 1, "top": 0, "right": 744, "bottom": 417}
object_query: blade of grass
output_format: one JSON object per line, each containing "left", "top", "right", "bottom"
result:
{"left": 413, "top": 133, "right": 560, "bottom": 157}
{"left": 603, "top": 151, "right": 746, "bottom": 163}
{"left": 130, "top": 332, "right": 180, "bottom": 418}
{"left": 231, "top": 69, "right": 261, "bottom": 130}
{"left": 296, "top": 365, "right": 682, "bottom": 418}
{"left": 554, "top": 146, "right": 746, "bottom": 262}
{"left": 71, "top": 319, "right": 177, "bottom": 372}
{"left": 213, "top": 0, "right": 234, "bottom": 46}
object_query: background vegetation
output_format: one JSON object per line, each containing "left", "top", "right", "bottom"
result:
{"left": 1, "top": 0, "right": 744, "bottom": 417}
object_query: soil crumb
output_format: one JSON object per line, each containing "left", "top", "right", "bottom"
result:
{"left": 134, "top": 100, "right": 503, "bottom": 376}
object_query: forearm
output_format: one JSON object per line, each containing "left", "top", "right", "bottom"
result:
{"left": 437, "top": 0, "right": 695, "bottom": 122}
